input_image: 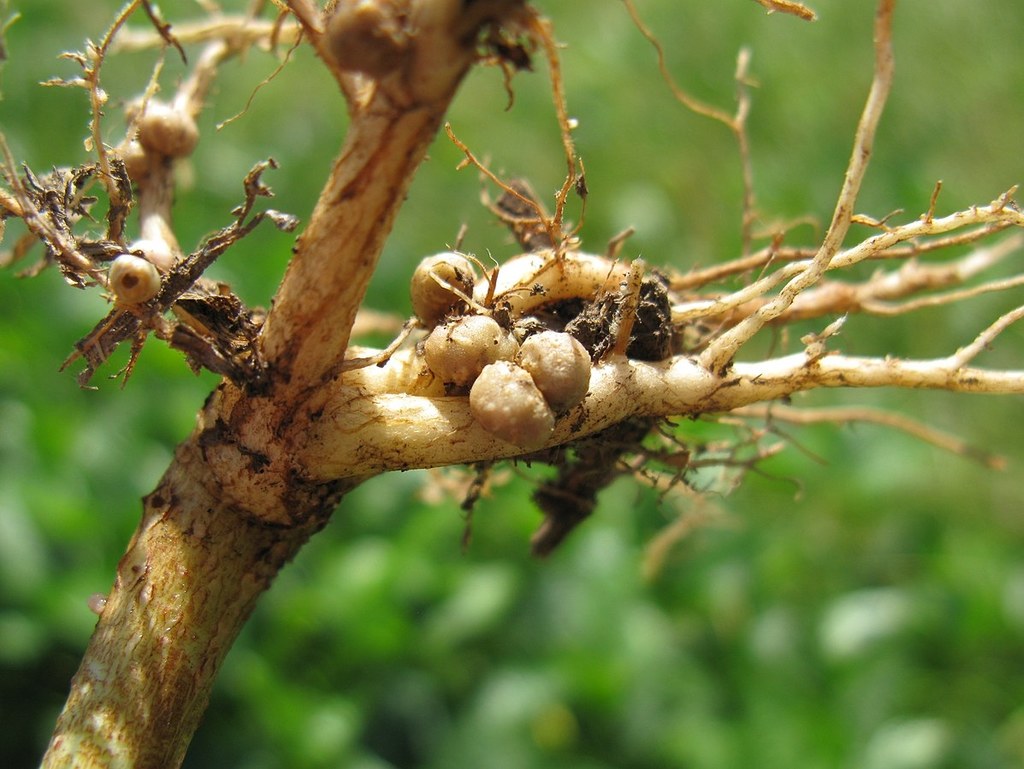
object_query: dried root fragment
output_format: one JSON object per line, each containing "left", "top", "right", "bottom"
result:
{"left": 531, "top": 419, "right": 655, "bottom": 556}
{"left": 423, "top": 314, "right": 518, "bottom": 386}
{"left": 470, "top": 360, "right": 555, "bottom": 450}
{"left": 622, "top": 272, "right": 673, "bottom": 361}
{"left": 489, "top": 178, "right": 555, "bottom": 251}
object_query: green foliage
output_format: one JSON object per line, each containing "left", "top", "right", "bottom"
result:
{"left": 2, "top": 1, "right": 1023, "bottom": 768}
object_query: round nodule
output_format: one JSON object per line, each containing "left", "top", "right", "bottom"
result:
{"left": 410, "top": 253, "right": 476, "bottom": 327}
{"left": 108, "top": 254, "right": 161, "bottom": 305}
{"left": 129, "top": 238, "right": 176, "bottom": 272}
{"left": 326, "top": 0, "right": 409, "bottom": 78}
{"left": 136, "top": 101, "right": 199, "bottom": 158}
{"left": 517, "top": 331, "right": 592, "bottom": 413}
{"left": 470, "top": 361, "right": 555, "bottom": 450}
{"left": 423, "top": 315, "right": 518, "bottom": 386}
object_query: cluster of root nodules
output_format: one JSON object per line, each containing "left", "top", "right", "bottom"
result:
{"left": 408, "top": 182, "right": 685, "bottom": 555}
{"left": 0, "top": 0, "right": 298, "bottom": 390}
{"left": 1, "top": 156, "right": 295, "bottom": 390}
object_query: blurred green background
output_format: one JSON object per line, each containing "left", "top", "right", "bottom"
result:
{"left": 2, "top": 1, "right": 1023, "bottom": 768}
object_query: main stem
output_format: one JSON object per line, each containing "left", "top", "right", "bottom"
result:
{"left": 42, "top": 439, "right": 348, "bottom": 768}
{"left": 40, "top": 0, "right": 512, "bottom": 764}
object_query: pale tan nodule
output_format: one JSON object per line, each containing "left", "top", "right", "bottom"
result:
{"left": 469, "top": 360, "right": 555, "bottom": 450}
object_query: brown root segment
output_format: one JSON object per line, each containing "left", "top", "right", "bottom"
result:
{"left": 752, "top": 0, "right": 817, "bottom": 21}
{"left": 490, "top": 178, "right": 555, "bottom": 251}
{"left": 531, "top": 419, "right": 655, "bottom": 556}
